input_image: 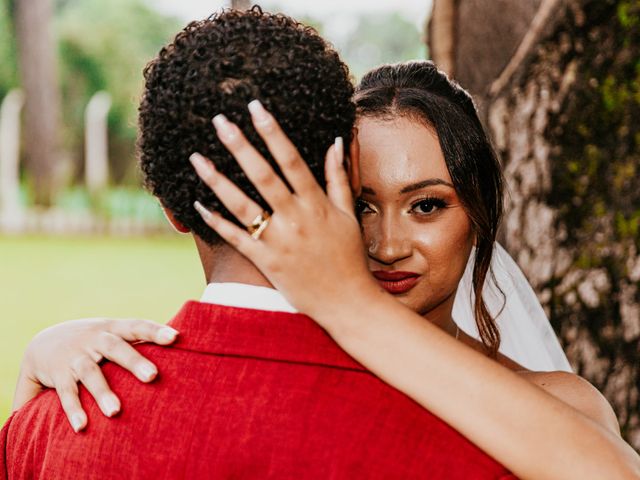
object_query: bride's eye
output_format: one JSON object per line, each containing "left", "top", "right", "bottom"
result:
{"left": 410, "top": 197, "right": 447, "bottom": 215}
{"left": 355, "top": 199, "right": 374, "bottom": 216}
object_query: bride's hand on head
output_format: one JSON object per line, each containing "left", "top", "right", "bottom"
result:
{"left": 14, "top": 318, "right": 178, "bottom": 432}
{"left": 191, "top": 100, "right": 379, "bottom": 319}
{"left": 191, "top": 103, "right": 640, "bottom": 478}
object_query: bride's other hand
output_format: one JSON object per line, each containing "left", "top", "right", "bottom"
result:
{"left": 14, "top": 318, "right": 178, "bottom": 432}
{"left": 191, "top": 100, "right": 379, "bottom": 319}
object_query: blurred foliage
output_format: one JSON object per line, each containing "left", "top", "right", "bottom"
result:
{"left": 55, "top": 0, "right": 181, "bottom": 184}
{"left": 262, "top": 6, "right": 425, "bottom": 81}
{"left": 56, "top": 186, "right": 167, "bottom": 222}
{"left": 550, "top": 0, "right": 639, "bottom": 270}
{"left": 0, "top": 0, "right": 18, "bottom": 98}
{"left": 1, "top": 1, "right": 426, "bottom": 192}
{"left": 336, "top": 12, "right": 426, "bottom": 80}
{"left": 0, "top": 0, "right": 180, "bottom": 186}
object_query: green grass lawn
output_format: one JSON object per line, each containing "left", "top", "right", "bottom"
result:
{"left": 0, "top": 234, "right": 203, "bottom": 423}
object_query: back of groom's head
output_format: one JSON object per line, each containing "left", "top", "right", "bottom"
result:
{"left": 138, "top": 7, "right": 355, "bottom": 245}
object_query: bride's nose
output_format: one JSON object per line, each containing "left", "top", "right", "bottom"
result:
{"left": 365, "top": 214, "right": 412, "bottom": 266}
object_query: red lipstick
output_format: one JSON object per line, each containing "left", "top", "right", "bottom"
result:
{"left": 372, "top": 271, "right": 420, "bottom": 295}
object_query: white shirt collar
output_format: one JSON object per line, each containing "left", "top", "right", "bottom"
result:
{"left": 200, "top": 282, "right": 298, "bottom": 313}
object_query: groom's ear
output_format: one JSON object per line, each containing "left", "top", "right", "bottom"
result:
{"left": 161, "top": 206, "right": 190, "bottom": 233}
{"left": 348, "top": 127, "right": 361, "bottom": 197}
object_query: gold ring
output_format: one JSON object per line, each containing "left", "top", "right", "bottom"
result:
{"left": 247, "top": 211, "right": 271, "bottom": 240}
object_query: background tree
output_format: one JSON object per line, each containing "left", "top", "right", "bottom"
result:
{"left": 55, "top": 0, "right": 181, "bottom": 184}
{"left": 427, "top": 0, "right": 456, "bottom": 75}
{"left": 337, "top": 12, "right": 424, "bottom": 80}
{"left": 230, "top": 0, "right": 251, "bottom": 10}
{"left": 429, "top": 0, "right": 542, "bottom": 115}
{"left": 13, "top": 0, "right": 62, "bottom": 205}
{"left": 429, "top": 0, "right": 640, "bottom": 450}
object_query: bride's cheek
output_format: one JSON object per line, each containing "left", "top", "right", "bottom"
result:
{"left": 417, "top": 218, "right": 472, "bottom": 286}
{"left": 439, "top": 213, "right": 475, "bottom": 280}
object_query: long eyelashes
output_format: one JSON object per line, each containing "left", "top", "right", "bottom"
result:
{"left": 410, "top": 196, "right": 448, "bottom": 215}
{"left": 355, "top": 198, "right": 373, "bottom": 217}
{"left": 355, "top": 197, "right": 448, "bottom": 217}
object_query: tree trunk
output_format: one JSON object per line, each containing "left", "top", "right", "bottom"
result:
{"left": 486, "top": 0, "right": 640, "bottom": 451}
{"left": 428, "top": 0, "right": 457, "bottom": 76}
{"left": 428, "top": 0, "right": 542, "bottom": 115}
{"left": 230, "top": 0, "right": 251, "bottom": 11}
{"left": 454, "top": 0, "right": 542, "bottom": 114}
{"left": 14, "top": 0, "right": 61, "bottom": 206}
{"left": 428, "top": 0, "right": 640, "bottom": 451}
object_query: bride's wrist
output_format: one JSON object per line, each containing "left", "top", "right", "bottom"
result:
{"left": 305, "top": 275, "right": 389, "bottom": 334}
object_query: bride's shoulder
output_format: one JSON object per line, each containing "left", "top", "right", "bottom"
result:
{"left": 518, "top": 370, "right": 620, "bottom": 435}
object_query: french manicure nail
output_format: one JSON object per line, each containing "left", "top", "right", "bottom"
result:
{"left": 248, "top": 99, "right": 270, "bottom": 124}
{"left": 194, "top": 200, "right": 213, "bottom": 220}
{"left": 189, "top": 152, "right": 206, "bottom": 169}
{"left": 71, "top": 413, "right": 85, "bottom": 432}
{"left": 101, "top": 395, "right": 120, "bottom": 417}
{"left": 138, "top": 363, "right": 157, "bottom": 382}
{"left": 157, "top": 326, "right": 178, "bottom": 343}
{"left": 212, "top": 114, "right": 235, "bottom": 139}
{"left": 334, "top": 137, "right": 344, "bottom": 165}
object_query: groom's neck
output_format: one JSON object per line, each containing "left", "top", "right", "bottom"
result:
{"left": 194, "top": 236, "right": 274, "bottom": 288}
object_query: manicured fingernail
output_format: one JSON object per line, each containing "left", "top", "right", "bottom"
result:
{"left": 71, "top": 413, "right": 86, "bottom": 432}
{"left": 101, "top": 394, "right": 120, "bottom": 417}
{"left": 212, "top": 114, "right": 235, "bottom": 140}
{"left": 137, "top": 363, "right": 157, "bottom": 382}
{"left": 248, "top": 99, "right": 270, "bottom": 124}
{"left": 334, "top": 137, "right": 344, "bottom": 165}
{"left": 189, "top": 152, "right": 208, "bottom": 170}
{"left": 194, "top": 200, "right": 214, "bottom": 221}
{"left": 157, "top": 326, "right": 178, "bottom": 343}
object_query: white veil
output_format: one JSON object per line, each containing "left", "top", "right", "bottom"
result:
{"left": 453, "top": 243, "right": 572, "bottom": 372}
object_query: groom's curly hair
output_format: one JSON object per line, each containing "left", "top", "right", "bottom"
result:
{"left": 138, "top": 6, "right": 355, "bottom": 245}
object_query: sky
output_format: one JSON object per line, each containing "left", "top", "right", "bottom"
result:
{"left": 149, "top": 0, "right": 433, "bottom": 43}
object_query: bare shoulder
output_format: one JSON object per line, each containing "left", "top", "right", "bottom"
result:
{"left": 518, "top": 370, "right": 621, "bottom": 435}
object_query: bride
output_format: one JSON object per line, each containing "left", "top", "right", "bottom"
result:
{"left": 13, "top": 61, "right": 638, "bottom": 478}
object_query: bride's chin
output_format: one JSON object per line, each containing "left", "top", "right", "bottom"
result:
{"left": 404, "top": 290, "right": 458, "bottom": 320}
{"left": 393, "top": 294, "right": 425, "bottom": 314}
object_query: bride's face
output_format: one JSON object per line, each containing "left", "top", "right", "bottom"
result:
{"left": 355, "top": 115, "right": 474, "bottom": 322}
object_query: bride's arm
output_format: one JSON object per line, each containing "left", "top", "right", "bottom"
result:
{"left": 190, "top": 103, "right": 640, "bottom": 480}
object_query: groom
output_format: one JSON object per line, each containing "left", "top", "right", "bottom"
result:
{"left": 1, "top": 8, "right": 514, "bottom": 479}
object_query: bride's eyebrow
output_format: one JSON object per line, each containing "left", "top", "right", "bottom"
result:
{"left": 400, "top": 178, "right": 454, "bottom": 194}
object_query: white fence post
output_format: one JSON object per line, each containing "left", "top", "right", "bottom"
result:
{"left": 85, "top": 91, "right": 112, "bottom": 195}
{"left": 0, "top": 89, "right": 25, "bottom": 232}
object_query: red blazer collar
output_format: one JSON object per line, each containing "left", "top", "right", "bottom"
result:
{"left": 167, "top": 301, "right": 367, "bottom": 372}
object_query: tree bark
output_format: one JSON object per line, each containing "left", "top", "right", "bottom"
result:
{"left": 456, "top": 0, "right": 542, "bottom": 113}
{"left": 428, "top": 0, "right": 640, "bottom": 452}
{"left": 486, "top": 0, "right": 640, "bottom": 451}
{"left": 14, "top": 0, "right": 62, "bottom": 206}
{"left": 428, "top": 0, "right": 457, "bottom": 76}
{"left": 430, "top": 0, "right": 542, "bottom": 116}
{"left": 230, "top": 0, "right": 251, "bottom": 11}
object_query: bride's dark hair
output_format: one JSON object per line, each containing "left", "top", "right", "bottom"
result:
{"left": 355, "top": 61, "right": 504, "bottom": 357}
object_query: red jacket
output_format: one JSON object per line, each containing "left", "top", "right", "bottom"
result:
{"left": 1, "top": 301, "right": 516, "bottom": 479}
